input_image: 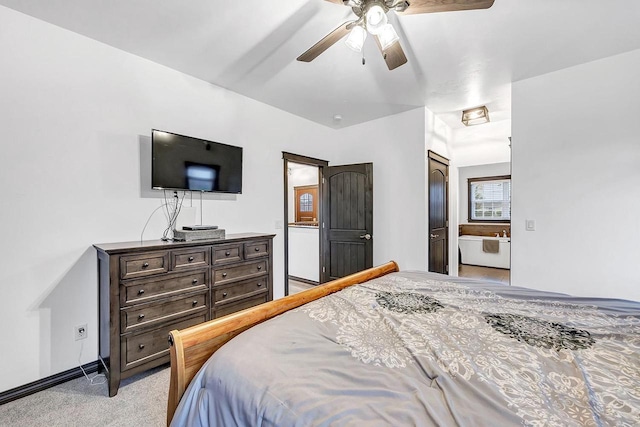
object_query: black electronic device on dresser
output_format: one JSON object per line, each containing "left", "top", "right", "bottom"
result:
{"left": 94, "top": 232, "right": 274, "bottom": 397}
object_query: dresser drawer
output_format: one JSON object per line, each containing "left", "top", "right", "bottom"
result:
{"left": 120, "top": 270, "right": 207, "bottom": 306}
{"left": 120, "top": 252, "right": 169, "bottom": 280}
{"left": 213, "top": 260, "right": 268, "bottom": 285}
{"left": 213, "top": 276, "right": 268, "bottom": 306}
{"left": 214, "top": 293, "right": 269, "bottom": 318}
{"left": 171, "top": 247, "right": 210, "bottom": 271}
{"left": 244, "top": 240, "right": 269, "bottom": 260}
{"left": 121, "top": 313, "right": 206, "bottom": 371}
{"left": 121, "top": 293, "right": 207, "bottom": 333}
{"left": 212, "top": 244, "right": 242, "bottom": 266}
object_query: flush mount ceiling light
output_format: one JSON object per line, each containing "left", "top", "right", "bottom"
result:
{"left": 297, "top": 0, "right": 495, "bottom": 71}
{"left": 462, "top": 106, "right": 490, "bottom": 126}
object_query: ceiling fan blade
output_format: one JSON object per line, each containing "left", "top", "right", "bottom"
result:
{"left": 324, "top": 0, "right": 345, "bottom": 4}
{"left": 374, "top": 36, "right": 408, "bottom": 70}
{"left": 398, "top": 0, "right": 495, "bottom": 15}
{"left": 297, "top": 21, "right": 355, "bottom": 63}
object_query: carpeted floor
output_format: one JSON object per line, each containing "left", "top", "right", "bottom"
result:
{"left": 0, "top": 365, "right": 169, "bottom": 427}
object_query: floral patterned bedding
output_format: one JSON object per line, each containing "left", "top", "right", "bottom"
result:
{"left": 171, "top": 271, "right": 640, "bottom": 427}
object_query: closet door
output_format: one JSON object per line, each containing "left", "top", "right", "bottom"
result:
{"left": 428, "top": 151, "right": 449, "bottom": 274}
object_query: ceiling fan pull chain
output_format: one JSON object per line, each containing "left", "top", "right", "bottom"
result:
{"left": 362, "top": 49, "right": 366, "bottom": 65}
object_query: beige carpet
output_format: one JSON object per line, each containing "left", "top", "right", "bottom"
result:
{"left": 0, "top": 365, "right": 169, "bottom": 427}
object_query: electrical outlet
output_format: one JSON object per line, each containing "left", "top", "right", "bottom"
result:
{"left": 75, "top": 324, "right": 88, "bottom": 341}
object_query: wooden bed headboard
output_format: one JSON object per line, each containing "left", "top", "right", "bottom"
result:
{"left": 166, "top": 261, "right": 400, "bottom": 425}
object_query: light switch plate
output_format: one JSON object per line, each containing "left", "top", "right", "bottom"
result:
{"left": 526, "top": 219, "right": 536, "bottom": 231}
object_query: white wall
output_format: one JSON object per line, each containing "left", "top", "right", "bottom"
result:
{"left": 458, "top": 162, "right": 511, "bottom": 225}
{"left": 0, "top": 6, "right": 339, "bottom": 392}
{"left": 451, "top": 120, "right": 512, "bottom": 168}
{"left": 511, "top": 48, "right": 640, "bottom": 302}
{"left": 0, "top": 6, "right": 436, "bottom": 392}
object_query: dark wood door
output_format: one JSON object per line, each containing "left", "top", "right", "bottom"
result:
{"left": 322, "top": 163, "right": 373, "bottom": 282}
{"left": 428, "top": 151, "right": 449, "bottom": 274}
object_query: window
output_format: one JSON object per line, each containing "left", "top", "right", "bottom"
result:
{"left": 468, "top": 175, "right": 511, "bottom": 222}
{"left": 299, "top": 193, "right": 313, "bottom": 212}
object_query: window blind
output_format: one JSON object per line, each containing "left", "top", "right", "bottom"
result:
{"left": 470, "top": 179, "right": 511, "bottom": 221}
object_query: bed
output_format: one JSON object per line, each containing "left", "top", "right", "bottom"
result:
{"left": 166, "top": 261, "right": 640, "bottom": 426}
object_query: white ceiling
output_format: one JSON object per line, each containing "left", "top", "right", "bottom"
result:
{"left": 2, "top": 0, "right": 640, "bottom": 139}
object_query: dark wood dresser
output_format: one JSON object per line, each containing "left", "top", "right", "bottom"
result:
{"left": 94, "top": 232, "right": 275, "bottom": 396}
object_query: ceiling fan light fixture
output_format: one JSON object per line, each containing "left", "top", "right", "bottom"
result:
{"left": 462, "top": 106, "right": 490, "bottom": 126}
{"left": 365, "top": 3, "right": 388, "bottom": 35}
{"left": 377, "top": 24, "right": 399, "bottom": 50}
{"left": 345, "top": 25, "right": 367, "bottom": 52}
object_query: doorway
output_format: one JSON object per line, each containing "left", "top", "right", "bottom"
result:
{"left": 283, "top": 153, "right": 374, "bottom": 295}
{"left": 287, "top": 163, "right": 320, "bottom": 293}
{"left": 283, "top": 153, "right": 327, "bottom": 296}
{"left": 456, "top": 160, "right": 512, "bottom": 285}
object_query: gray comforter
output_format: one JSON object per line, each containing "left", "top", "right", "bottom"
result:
{"left": 171, "top": 271, "right": 640, "bottom": 426}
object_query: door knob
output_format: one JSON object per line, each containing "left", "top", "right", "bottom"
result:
{"left": 359, "top": 234, "right": 371, "bottom": 240}
{"left": 430, "top": 234, "right": 438, "bottom": 238}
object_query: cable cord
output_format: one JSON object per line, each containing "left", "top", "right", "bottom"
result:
{"left": 140, "top": 203, "right": 168, "bottom": 243}
{"left": 78, "top": 341, "right": 106, "bottom": 385}
{"left": 161, "top": 190, "right": 186, "bottom": 240}
{"left": 140, "top": 191, "right": 187, "bottom": 242}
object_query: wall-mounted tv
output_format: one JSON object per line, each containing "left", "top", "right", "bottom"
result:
{"left": 152, "top": 129, "right": 243, "bottom": 194}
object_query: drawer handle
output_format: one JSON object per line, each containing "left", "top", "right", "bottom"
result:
{"left": 255, "top": 247, "right": 260, "bottom": 252}
{"left": 257, "top": 283, "right": 262, "bottom": 287}
{"left": 188, "top": 256, "right": 194, "bottom": 262}
{"left": 139, "top": 344, "right": 145, "bottom": 350}
{"left": 222, "top": 292, "right": 228, "bottom": 298}
{"left": 225, "top": 251, "right": 230, "bottom": 256}
{"left": 192, "top": 300, "right": 198, "bottom": 306}
{"left": 138, "top": 289, "right": 145, "bottom": 295}
{"left": 138, "top": 314, "right": 145, "bottom": 320}
{"left": 192, "top": 279, "right": 198, "bottom": 284}
{"left": 257, "top": 265, "right": 262, "bottom": 270}
{"left": 222, "top": 272, "right": 227, "bottom": 278}
{"left": 142, "top": 262, "right": 149, "bottom": 269}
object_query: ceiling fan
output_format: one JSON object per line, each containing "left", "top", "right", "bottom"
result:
{"left": 297, "top": 0, "right": 495, "bottom": 70}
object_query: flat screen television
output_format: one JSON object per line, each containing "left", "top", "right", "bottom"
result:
{"left": 152, "top": 129, "right": 243, "bottom": 194}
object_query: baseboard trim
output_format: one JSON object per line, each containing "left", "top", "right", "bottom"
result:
{"left": 0, "top": 361, "right": 99, "bottom": 406}
{"left": 289, "top": 276, "right": 319, "bottom": 286}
